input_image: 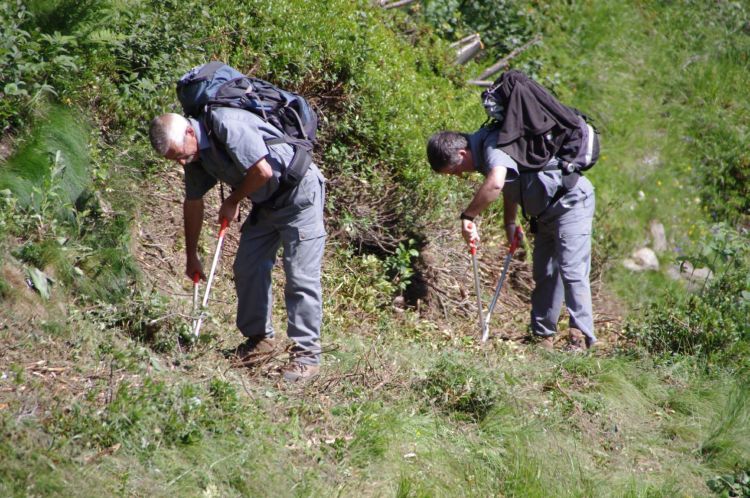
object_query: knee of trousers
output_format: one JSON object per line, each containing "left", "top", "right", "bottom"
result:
{"left": 558, "top": 263, "right": 589, "bottom": 284}
{"left": 233, "top": 257, "right": 274, "bottom": 282}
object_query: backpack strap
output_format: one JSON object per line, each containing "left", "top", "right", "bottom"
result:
{"left": 520, "top": 184, "right": 568, "bottom": 235}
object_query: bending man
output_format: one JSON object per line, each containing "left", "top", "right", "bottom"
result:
{"left": 149, "top": 108, "right": 326, "bottom": 380}
{"left": 426, "top": 71, "right": 597, "bottom": 351}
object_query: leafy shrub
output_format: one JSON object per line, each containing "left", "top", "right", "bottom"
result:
{"left": 0, "top": 1, "right": 81, "bottom": 130}
{"left": 82, "top": 291, "right": 190, "bottom": 351}
{"left": 707, "top": 470, "right": 750, "bottom": 498}
{"left": 418, "top": 354, "right": 500, "bottom": 421}
{"left": 421, "top": 0, "right": 538, "bottom": 57}
{"left": 24, "top": 0, "right": 103, "bottom": 34}
{"left": 626, "top": 224, "right": 750, "bottom": 362}
{"left": 384, "top": 239, "right": 420, "bottom": 295}
{"left": 690, "top": 120, "right": 750, "bottom": 223}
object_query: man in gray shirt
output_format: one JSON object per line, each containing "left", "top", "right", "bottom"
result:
{"left": 426, "top": 128, "right": 596, "bottom": 351}
{"left": 149, "top": 108, "right": 326, "bottom": 380}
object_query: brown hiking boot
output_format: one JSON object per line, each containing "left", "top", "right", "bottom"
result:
{"left": 536, "top": 335, "right": 555, "bottom": 351}
{"left": 281, "top": 362, "right": 320, "bottom": 382}
{"left": 567, "top": 328, "right": 597, "bottom": 352}
{"left": 232, "top": 336, "right": 276, "bottom": 365}
{"left": 585, "top": 336, "right": 598, "bottom": 350}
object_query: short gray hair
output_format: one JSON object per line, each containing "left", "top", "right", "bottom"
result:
{"left": 149, "top": 113, "right": 189, "bottom": 156}
{"left": 426, "top": 131, "right": 468, "bottom": 171}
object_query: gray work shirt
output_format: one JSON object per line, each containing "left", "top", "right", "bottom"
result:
{"left": 184, "top": 108, "right": 296, "bottom": 204}
{"left": 468, "top": 127, "right": 594, "bottom": 218}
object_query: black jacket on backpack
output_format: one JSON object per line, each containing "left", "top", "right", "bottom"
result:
{"left": 489, "top": 70, "right": 588, "bottom": 172}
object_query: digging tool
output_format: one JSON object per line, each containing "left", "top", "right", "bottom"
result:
{"left": 193, "top": 218, "right": 229, "bottom": 338}
{"left": 470, "top": 238, "right": 489, "bottom": 341}
{"left": 191, "top": 272, "right": 200, "bottom": 330}
{"left": 482, "top": 225, "right": 523, "bottom": 341}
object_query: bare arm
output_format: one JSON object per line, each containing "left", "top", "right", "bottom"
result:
{"left": 503, "top": 194, "right": 519, "bottom": 243}
{"left": 460, "top": 166, "right": 507, "bottom": 245}
{"left": 462, "top": 166, "right": 507, "bottom": 219}
{"left": 184, "top": 198, "right": 205, "bottom": 279}
{"left": 218, "top": 157, "right": 274, "bottom": 224}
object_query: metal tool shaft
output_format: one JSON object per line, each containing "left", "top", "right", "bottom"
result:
{"left": 192, "top": 272, "right": 200, "bottom": 330}
{"left": 470, "top": 242, "right": 489, "bottom": 341}
{"left": 482, "top": 225, "right": 523, "bottom": 340}
{"left": 486, "top": 252, "right": 513, "bottom": 327}
{"left": 193, "top": 219, "right": 229, "bottom": 337}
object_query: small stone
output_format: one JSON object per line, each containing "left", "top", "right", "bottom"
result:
{"left": 623, "top": 247, "right": 659, "bottom": 272}
{"left": 649, "top": 220, "right": 668, "bottom": 252}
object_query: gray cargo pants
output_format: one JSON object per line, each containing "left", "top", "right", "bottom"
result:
{"left": 530, "top": 191, "right": 596, "bottom": 343}
{"left": 233, "top": 164, "right": 326, "bottom": 365}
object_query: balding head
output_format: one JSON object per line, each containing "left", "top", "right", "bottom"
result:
{"left": 149, "top": 113, "right": 190, "bottom": 156}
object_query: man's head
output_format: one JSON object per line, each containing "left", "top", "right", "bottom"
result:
{"left": 149, "top": 113, "right": 199, "bottom": 166}
{"left": 426, "top": 131, "right": 473, "bottom": 176}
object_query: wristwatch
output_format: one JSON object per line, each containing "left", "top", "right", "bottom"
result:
{"left": 460, "top": 212, "right": 475, "bottom": 222}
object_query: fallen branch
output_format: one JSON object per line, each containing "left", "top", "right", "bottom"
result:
{"left": 381, "top": 0, "right": 417, "bottom": 8}
{"left": 450, "top": 33, "right": 481, "bottom": 49}
{"left": 476, "top": 35, "right": 542, "bottom": 81}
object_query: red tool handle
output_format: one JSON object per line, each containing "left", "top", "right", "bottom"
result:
{"left": 192, "top": 272, "right": 200, "bottom": 284}
{"left": 218, "top": 218, "right": 229, "bottom": 238}
{"left": 509, "top": 225, "right": 524, "bottom": 253}
{"left": 467, "top": 222, "right": 479, "bottom": 255}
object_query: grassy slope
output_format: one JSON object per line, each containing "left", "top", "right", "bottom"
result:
{"left": 535, "top": 0, "right": 750, "bottom": 302}
{"left": 1, "top": 1, "right": 748, "bottom": 497}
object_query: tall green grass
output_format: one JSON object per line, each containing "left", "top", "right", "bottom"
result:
{"left": 0, "top": 105, "right": 91, "bottom": 208}
{"left": 3, "top": 332, "right": 746, "bottom": 497}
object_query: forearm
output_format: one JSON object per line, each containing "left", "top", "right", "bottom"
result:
{"left": 462, "top": 167, "right": 506, "bottom": 218}
{"left": 184, "top": 198, "right": 204, "bottom": 258}
{"left": 503, "top": 195, "right": 518, "bottom": 226}
{"left": 218, "top": 158, "right": 274, "bottom": 224}
{"left": 227, "top": 158, "right": 273, "bottom": 204}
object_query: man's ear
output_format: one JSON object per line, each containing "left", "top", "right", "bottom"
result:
{"left": 458, "top": 148, "right": 472, "bottom": 171}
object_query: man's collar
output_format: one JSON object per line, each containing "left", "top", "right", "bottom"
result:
{"left": 188, "top": 117, "right": 211, "bottom": 150}
{"left": 468, "top": 131, "right": 481, "bottom": 172}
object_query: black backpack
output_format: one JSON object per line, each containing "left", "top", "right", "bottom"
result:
{"left": 481, "top": 71, "right": 599, "bottom": 175}
{"left": 176, "top": 61, "right": 318, "bottom": 194}
{"left": 480, "top": 70, "right": 600, "bottom": 233}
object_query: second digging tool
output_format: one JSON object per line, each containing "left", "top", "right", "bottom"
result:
{"left": 482, "top": 225, "right": 524, "bottom": 342}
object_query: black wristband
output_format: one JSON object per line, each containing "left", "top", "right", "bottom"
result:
{"left": 460, "top": 212, "right": 475, "bottom": 222}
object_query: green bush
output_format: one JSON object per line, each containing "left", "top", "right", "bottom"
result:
{"left": 0, "top": 1, "right": 81, "bottom": 130}
{"left": 421, "top": 0, "right": 539, "bottom": 57}
{"left": 691, "top": 121, "right": 750, "bottom": 223}
{"left": 626, "top": 224, "right": 750, "bottom": 362}
{"left": 707, "top": 470, "right": 750, "bottom": 498}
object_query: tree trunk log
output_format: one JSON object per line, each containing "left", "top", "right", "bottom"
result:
{"left": 381, "top": 0, "right": 417, "bottom": 9}
{"left": 455, "top": 38, "right": 483, "bottom": 65}
{"left": 476, "top": 35, "right": 542, "bottom": 81}
{"left": 450, "top": 33, "right": 481, "bottom": 48}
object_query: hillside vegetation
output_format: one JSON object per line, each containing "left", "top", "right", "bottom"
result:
{"left": 1, "top": 0, "right": 748, "bottom": 496}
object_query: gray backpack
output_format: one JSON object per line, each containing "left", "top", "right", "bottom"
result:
{"left": 176, "top": 61, "right": 318, "bottom": 194}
